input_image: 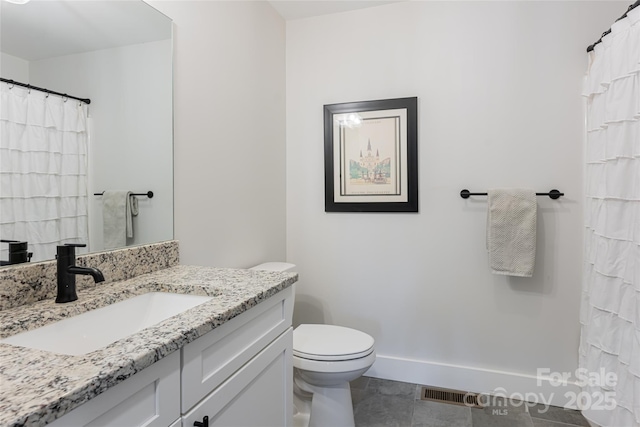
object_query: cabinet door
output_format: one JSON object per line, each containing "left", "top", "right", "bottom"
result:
{"left": 182, "top": 287, "right": 293, "bottom": 411}
{"left": 49, "top": 351, "right": 180, "bottom": 427}
{"left": 183, "top": 328, "right": 293, "bottom": 427}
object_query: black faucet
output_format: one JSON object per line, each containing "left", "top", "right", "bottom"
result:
{"left": 56, "top": 244, "right": 105, "bottom": 303}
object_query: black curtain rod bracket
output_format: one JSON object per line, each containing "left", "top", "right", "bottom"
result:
{"left": 587, "top": 0, "right": 639, "bottom": 52}
{"left": 94, "top": 191, "right": 154, "bottom": 198}
{"left": 1, "top": 78, "right": 91, "bottom": 105}
{"left": 460, "top": 189, "right": 564, "bottom": 200}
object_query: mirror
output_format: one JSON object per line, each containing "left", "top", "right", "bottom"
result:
{"left": 1, "top": 0, "right": 173, "bottom": 264}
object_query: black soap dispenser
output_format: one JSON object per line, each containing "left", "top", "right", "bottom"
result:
{"left": 0, "top": 240, "right": 32, "bottom": 266}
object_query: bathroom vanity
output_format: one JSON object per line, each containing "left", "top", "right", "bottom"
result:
{"left": 0, "top": 244, "right": 296, "bottom": 427}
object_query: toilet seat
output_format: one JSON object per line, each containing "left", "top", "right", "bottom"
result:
{"left": 293, "top": 324, "right": 375, "bottom": 361}
{"left": 293, "top": 349, "right": 376, "bottom": 374}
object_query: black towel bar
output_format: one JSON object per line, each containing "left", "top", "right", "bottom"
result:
{"left": 460, "top": 189, "right": 563, "bottom": 200}
{"left": 94, "top": 191, "right": 154, "bottom": 198}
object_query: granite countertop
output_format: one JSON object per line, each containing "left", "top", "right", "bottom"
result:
{"left": 0, "top": 265, "right": 297, "bottom": 427}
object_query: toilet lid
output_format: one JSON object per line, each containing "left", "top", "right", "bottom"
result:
{"left": 293, "top": 324, "right": 375, "bottom": 361}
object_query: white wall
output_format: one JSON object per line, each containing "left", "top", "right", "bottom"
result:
{"left": 1, "top": 52, "right": 29, "bottom": 81}
{"left": 150, "top": 1, "right": 287, "bottom": 268}
{"left": 286, "top": 1, "right": 625, "bottom": 405}
{"left": 29, "top": 40, "right": 174, "bottom": 253}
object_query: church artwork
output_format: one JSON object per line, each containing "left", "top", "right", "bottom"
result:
{"left": 340, "top": 120, "right": 399, "bottom": 197}
{"left": 323, "top": 97, "right": 418, "bottom": 213}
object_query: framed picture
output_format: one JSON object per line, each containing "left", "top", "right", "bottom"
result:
{"left": 324, "top": 97, "right": 418, "bottom": 212}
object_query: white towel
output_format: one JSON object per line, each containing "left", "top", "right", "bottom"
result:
{"left": 103, "top": 191, "right": 138, "bottom": 249}
{"left": 486, "top": 188, "right": 537, "bottom": 277}
{"left": 127, "top": 195, "right": 139, "bottom": 238}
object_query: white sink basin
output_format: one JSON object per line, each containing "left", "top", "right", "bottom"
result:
{"left": 0, "top": 292, "right": 213, "bottom": 355}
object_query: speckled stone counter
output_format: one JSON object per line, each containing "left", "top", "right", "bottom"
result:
{"left": 0, "top": 265, "right": 297, "bottom": 427}
{"left": 0, "top": 241, "right": 180, "bottom": 311}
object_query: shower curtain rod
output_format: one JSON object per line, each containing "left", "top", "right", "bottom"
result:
{"left": 1, "top": 77, "right": 91, "bottom": 105}
{"left": 587, "top": 0, "right": 639, "bottom": 52}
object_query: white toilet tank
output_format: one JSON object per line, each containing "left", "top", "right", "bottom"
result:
{"left": 250, "top": 262, "right": 299, "bottom": 327}
{"left": 250, "top": 262, "right": 296, "bottom": 273}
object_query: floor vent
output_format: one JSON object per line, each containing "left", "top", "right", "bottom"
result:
{"left": 420, "top": 386, "right": 483, "bottom": 408}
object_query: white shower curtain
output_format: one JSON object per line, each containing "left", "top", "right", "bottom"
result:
{"left": 581, "top": 5, "right": 640, "bottom": 427}
{"left": 0, "top": 82, "right": 89, "bottom": 263}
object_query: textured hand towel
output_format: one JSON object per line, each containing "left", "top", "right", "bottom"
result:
{"left": 127, "top": 195, "right": 139, "bottom": 238}
{"left": 103, "top": 191, "right": 137, "bottom": 249}
{"left": 486, "top": 188, "right": 537, "bottom": 277}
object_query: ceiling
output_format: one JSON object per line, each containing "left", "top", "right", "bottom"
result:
{"left": 1, "top": 0, "right": 171, "bottom": 61}
{"left": 267, "top": 0, "right": 406, "bottom": 21}
{"left": 1, "top": 0, "right": 402, "bottom": 62}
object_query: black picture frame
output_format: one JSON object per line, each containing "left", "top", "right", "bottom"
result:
{"left": 324, "top": 97, "right": 418, "bottom": 213}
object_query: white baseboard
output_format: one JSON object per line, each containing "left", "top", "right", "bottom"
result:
{"left": 365, "top": 354, "right": 581, "bottom": 409}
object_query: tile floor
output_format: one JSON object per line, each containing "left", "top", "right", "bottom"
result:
{"left": 351, "top": 377, "right": 592, "bottom": 427}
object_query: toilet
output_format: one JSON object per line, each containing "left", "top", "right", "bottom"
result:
{"left": 250, "top": 263, "right": 376, "bottom": 427}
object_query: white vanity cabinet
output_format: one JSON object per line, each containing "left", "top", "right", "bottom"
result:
{"left": 48, "top": 350, "right": 181, "bottom": 427}
{"left": 182, "top": 329, "right": 292, "bottom": 427}
{"left": 47, "top": 286, "right": 294, "bottom": 427}
{"left": 181, "top": 286, "right": 294, "bottom": 427}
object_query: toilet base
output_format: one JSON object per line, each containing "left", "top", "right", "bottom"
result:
{"left": 294, "top": 373, "right": 355, "bottom": 427}
{"left": 293, "top": 410, "right": 311, "bottom": 427}
{"left": 293, "top": 377, "right": 312, "bottom": 427}
{"left": 309, "top": 383, "right": 355, "bottom": 427}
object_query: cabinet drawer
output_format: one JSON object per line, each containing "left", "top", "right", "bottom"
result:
{"left": 49, "top": 350, "right": 180, "bottom": 427}
{"left": 182, "top": 286, "right": 293, "bottom": 411}
{"left": 183, "top": 328, "right": 293, "bottom": 427}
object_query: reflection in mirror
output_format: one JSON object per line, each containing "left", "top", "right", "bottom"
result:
{"left": 1, "top": 0, "right": 173, "bottom": 264}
